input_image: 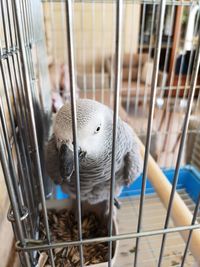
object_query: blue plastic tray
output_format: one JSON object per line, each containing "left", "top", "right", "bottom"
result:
{"left": 55, "top": 165, "right": 200, "bottom": 204}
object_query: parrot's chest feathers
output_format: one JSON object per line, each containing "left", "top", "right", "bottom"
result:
{"left": 77, "top": 151, "right": 124, "bottom": 182}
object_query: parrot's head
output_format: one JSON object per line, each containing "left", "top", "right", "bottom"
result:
{"left": 54, "top": 99, "right": 112, "bottom": 180}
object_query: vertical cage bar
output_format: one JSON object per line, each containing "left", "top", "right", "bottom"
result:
{"left": 21, "top": 0, "right": 31, "bottom": 47}
{"left": 158, "top": 4, "right": 175, "bottom": 100}
{"left": 7, "top": 0, "right": 17, "bottom": 46}
{"left": 20, "top": 0, "right": 35, "bottom": 89}
{"left": 170, "top": 5, "right": 192, "bottom": 110}
{"left": 92, "top": 0, "right": 96, "bottom": 100}
{"left": 26, "top": 0, "right": 34, "bottom": 43}
{"left": 18, "top": 0, "right": 27, "bottom": 45}
{"left": 172, "top": 6, "right": 192, "bottom": 104}
{"left": 133, "top": 0, "right": 166, "bottom": 266}
{"left": 65, "top": 1, "right": 83, "bottom": 266}
{"left": 50, "top": 0, "right": 60, "bottom": 93}
{"left": 24, "top": 0, "right": 35, "bottom": 80}
{"left": 101, "top": 0, "right": 105, "bottom": 103}
{"left": 183, "top": 10, "right": 200, "bottom": 100}
{"left": 142, "top": 2, "right": 156, "bottom": 113}
{"left": 61, "top": 0, "right": 68, "bottom": 94}
{"left": 180, "top": 194, "right": 200, "bottom": 267}
{"left": 61, "top": 1, "right": 70, "bottom": 103}
{"left": 109, "top": 2, "right": 116, "bottom": 108}
{"left": 108, "top": 0, "right": 123, "bottom": 266}
{"left": 134, "top": 3, "right": 146, "bottom": 115}
{"left": 81, "top": 0, "right": 87, "bottom": 97}
{"left": 126, "top": 2, "right": 137, "bottom": 113}
{"left": 194, "top": 89, "right": 200, "bottom": 113}
{"left": 162, "top": 5, "right": 183, "bottom": 168}
{"left": 4, "top": 0, "right": 14, "bottom": 47}
{"left": 157, "top": 29, "right": 200, "bottom": 267}
{"left": 12, "top": 0, "right": 55, "bottom": 265}
{"left": 0, "top": 1, "right": 9, "bottom": 49}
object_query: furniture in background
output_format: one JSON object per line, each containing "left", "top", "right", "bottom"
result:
{"left": 105, "top": 53, "right": 168, "bottom": 103}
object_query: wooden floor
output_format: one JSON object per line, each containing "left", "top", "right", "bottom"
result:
{"left": 114, "top": 190, "right": 198, "bottom": 267}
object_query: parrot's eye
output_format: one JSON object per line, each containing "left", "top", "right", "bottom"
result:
{"left": 94, "top": 124, "right": 101, "bottom": 134}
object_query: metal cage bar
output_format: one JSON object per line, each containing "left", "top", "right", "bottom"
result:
{"left": 109, "top": 2, "right": 116, "bottom": 108}
{"left": 134, "top": 0, "right": 166, "bottom": 265}
{"left": 183, "top": 10, "right": 200, "bottom": 100}
{"left": 50, "top": 1, "right": 60, "bottom": 93}
{"left": 108, "top": 0, "right": 123, "bottom": 266}
{"left": 65, "top": 1, "right": 84, "bottom": 266}
{"left": 101, "top": 0, "right": 106, "bottom": 103}
{"left": 125, "top": 2, "right": 139, "bottom": 113}
{"left": 81, "top": 0, "right": 87, "bottom": 97}
{"left": 134, "top": 3, "right": 146, "bottom": 115}
{"left": 15, "top": 223, "right": 200, "bottom": 252}
{"left": 180, "top": 193, "right": 200, "bottom": 267}
{"left": 92, "top": 0, "right": 96, "bottom": 100}
{"left": 12, "top": 0, "right": 55, "bottom": 265}
{"left": 142, "top": 2, "right": 157, "bottom": 112}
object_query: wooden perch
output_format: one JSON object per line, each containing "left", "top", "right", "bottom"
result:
{"left": 135, "top": 134, "right": 200, "bottom": 264}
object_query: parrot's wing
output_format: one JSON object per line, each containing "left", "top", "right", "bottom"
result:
{"left": 123, "top": 149, "right": 143, "bottom": 185}
{"left": 123, "top": 122, "right": 143, "bottom": 186}
{"left": 45, "top": 134, "right": 61, "bottom": 184}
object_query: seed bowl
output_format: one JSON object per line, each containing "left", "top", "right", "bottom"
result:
{"left": 38, "top": 199, "right": 118, "bottom": 267}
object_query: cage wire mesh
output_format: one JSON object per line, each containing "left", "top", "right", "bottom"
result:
{"left": 0, "top": 0, "right": 200, "bottom": 266}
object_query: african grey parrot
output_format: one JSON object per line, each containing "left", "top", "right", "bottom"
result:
{"left": 45, "top": 99, "right": 142, "bottom": 206}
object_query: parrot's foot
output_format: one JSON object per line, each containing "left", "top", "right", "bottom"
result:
{"left": 114, "top": 198, "right": 121, "bottom": 209}
{"left": 124, "top": 177, "right": 132, "bottom": 186}
{"left": 78, "top": 149, "right": 87, "bottom": 159}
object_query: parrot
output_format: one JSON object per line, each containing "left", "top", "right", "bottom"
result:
{"left": 45, "top": 99, "right": 143, "bottom": 208}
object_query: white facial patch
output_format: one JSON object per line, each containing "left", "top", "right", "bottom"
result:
{"left": 77, "top": 113, "right": 105, "bottom": 157}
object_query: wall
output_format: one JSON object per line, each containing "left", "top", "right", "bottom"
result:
{"left": 43, "top": 2, "right": 140, "bottom": 69}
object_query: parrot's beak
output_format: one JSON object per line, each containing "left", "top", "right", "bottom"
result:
{"left": 59, "top": 143, "right": 74, "bottom": 182}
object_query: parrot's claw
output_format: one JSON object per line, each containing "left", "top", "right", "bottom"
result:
{"left": 124, "top": 177, "right": 131, "bottom": 186}
{"left": 54, "top": 178, "right": 63, "bottom": 185}
{"left": 65, "top": 177, "right": 71, "bottom": 182}
{"left": 114, "top": 198, "right": 121, "bottom": 209}
{"left": 54, "top": 176, "right": 71, "bottom": 185}
{"left": 62, "top": 175, "right": 72, "bottom": 183}
{"left": 79, "top": 150, "right": 87, "bottom": 160}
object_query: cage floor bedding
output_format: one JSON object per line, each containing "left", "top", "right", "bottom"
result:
{"left": 39, "top": 209, "right": 113, "bottom": 266}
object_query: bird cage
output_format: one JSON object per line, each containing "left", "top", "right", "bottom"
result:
{"left": 0, "top": 0, "right": 200, "bottom": 267}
